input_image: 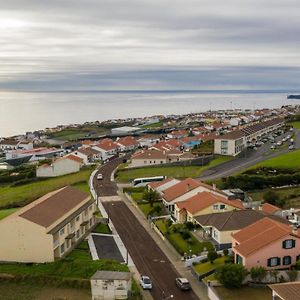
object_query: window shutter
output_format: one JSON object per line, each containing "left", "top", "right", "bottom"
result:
{"left": 277, "top": 257, "right": 281, "bottom": 266}
{"left": 292, "top": 240, "right": 296, "bottom": 248}
{"left": 267, "top": 258, "right": 271, "bottom": 267}
{"left": 282, "top": 240, "right": 286, "bottom": 249}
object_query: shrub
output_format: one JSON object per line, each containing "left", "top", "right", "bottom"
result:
{"left": 186, "top": 222, "right": 195, "bottom": 230}
{"left": 181, "top": 231, "right": 191, "bottom": 240}
{"left": 207, "top": 251, "right": 218, "bottom": 264}
{"left": 250, "top": 266, "right": 267, "bottom": 283}
{"left": 223, "top": 249, "right": 229, "bottom": 256}
{"left": 215, "top": 264, "right": 248, "bottom": 288}
{"left": 295, "top": 260, "right": 300, "bottom": 270}
{"left": 287, "top": 270, "right": 298, "bottom": 282}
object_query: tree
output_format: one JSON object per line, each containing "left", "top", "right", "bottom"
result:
{"left": 143, "top": 190, "right": 160, "bottom": 207}
{"left": 223, "top": 249, "right": 229, "bottom": 256}
{"left": 215, "top": 264, "right": 248, "bottom": 288}
{"left": 207, "top": 251, "right": 218, "bottom": 264}
{"left": 250, "top": 267, "right": 267, "bottom": 283}
{"left": 263, "top": 190, "right": 280, "bottom": 206}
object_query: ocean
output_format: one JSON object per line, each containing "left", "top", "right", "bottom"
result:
{"left": 0, "top": 90, "right": 297, "bottom": 137}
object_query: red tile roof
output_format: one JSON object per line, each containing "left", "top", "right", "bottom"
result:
{"left": 261, "top": 203, "right": 281, "bottom": 214}
{"left": 117, "top": 136, "right": 139, "bottom": 147}
{"left": 176, "top": 191, "right": 244, "bottom": 214}
{"left": 232, "top": 217, "right": 297, "bottom": 257}
{"left": 66, "top": 154, "right": 84, "bottom": 164}
{"left": 148, "top": 178, "right": 174, "bottom": 189}
{"left": 162, "top": 178, "right": 201, "bottom": 202}
{"left": 132, "top": 149, "right": 167, "bottom": 160}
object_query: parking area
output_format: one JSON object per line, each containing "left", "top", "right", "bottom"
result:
{"left": 90, "top": 234, "right": 125, "bottom": 263}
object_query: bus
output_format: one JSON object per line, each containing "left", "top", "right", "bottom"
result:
{"left": 132, "top": 176, "right": 166, "bottom": 187}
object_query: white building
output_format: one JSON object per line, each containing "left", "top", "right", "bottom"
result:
{"left": 91, "top": 271, "right": 132, "bottom": 300}
{"left": 36, "top": 155, "right": 83, "bottom": 177}
{"left": 111, "top": 126, "right": 142, "bottom": 136}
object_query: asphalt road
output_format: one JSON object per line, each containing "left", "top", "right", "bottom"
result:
{"left": 200, "top": 129, "right": 300, "bottom": 181}
{"left": 93, "top": 157, "right": 199, "bottom": 300}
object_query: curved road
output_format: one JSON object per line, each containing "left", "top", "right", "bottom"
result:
{"left": 93, "top": 156, "right": 199, "bottom": 300}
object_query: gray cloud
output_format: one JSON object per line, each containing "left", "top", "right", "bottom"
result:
{"left": 1, "top": 0, "right": 300, "bottom": 90}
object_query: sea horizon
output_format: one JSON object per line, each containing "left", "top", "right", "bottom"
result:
{"left": 1, "top": 90, "right": 299, "bottom": 137}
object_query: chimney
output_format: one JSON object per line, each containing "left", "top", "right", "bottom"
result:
{"left": 212, "top": 184, "right": 216, "bottom": 190}
{"left": 187, "top": 183, "right": 191, "bottom": 192}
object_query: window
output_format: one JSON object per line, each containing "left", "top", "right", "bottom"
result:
{"left": 283, "top": 239, "right": 295, "bottom": 249}
{"left": 296, "top": 255, "right": 300, "bottom": 262}
{"left": 76, "top": 216, "right": 80, "bottom": 222}
{"left": 283, "top": 256, "right": 291, "bottom": 265}
{"left": 220, "top": 204, "right": 226, "bottom": 210}
{"left": 60, "top": 243, "right": 65, "bottom": 254}
{"left": 267, "top": 257, "right": 280, "bottom": 267}
{"left": 59, "top": 227, "right": 65, "bottom": 235}
{"left": 76, "top": 230, "right": 80, "bottom": 239}
{"left": 213, "top": 204, "right": 218, "bottom": 210}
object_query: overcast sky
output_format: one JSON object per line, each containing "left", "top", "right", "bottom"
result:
{"left": 1, "top": 0, "right": 300, "bottom": 91}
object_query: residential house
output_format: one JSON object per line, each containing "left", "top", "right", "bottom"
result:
{"left": 174, "top": 191, "right": 244, "bottom": 224}
{"left": 180, "top": 136, "right": 202, "bottom": 150}
{"left": 0, "top": 139, "right": 19, "bottom": 151}
{"left": 194, "top": 210, "right": 283, "bottom": 250}
{"left": 148, "top": 177, "right": 180, "bottom": 194}
{"left": 93, "top": 139, "right": 119, "bottom": 161}
{"left": 116, "top": 136, "right": 139, "bottom": 152}
{"left": 91, "top": 271, "right": 132, "bottom": 300}
{"left": 160, "top": 178, "right": 227, "bottom": 214}
{"left": 167, "top": 130, "right": 188, "bottom": 139}
{"left": 18, "top": 141, "right": 34, "bottom": 150}
{"left": 232, "top": 217, "right": 300, "bottom": 270}
{"left": 269, "top": 282, "right": 300, "bottom": 300}
{"left": 150, "top": 139, "right": 181, "bottom": 151}
{"left": 36, "top": 155, "right": 83, "bottom": 177}
{"left": 74, "top": 147, "right": 101, "bottom": 164}
{"left": 137, "top": 136, "right": 160, "bottom": 148}
{"left": 0, "top": 186, "right": 97, "bottom": 263}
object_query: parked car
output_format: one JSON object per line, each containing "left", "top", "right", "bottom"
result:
{"left": 175, "top": 278, "right": 191, "bottom": 291}
{"left": 289, "top": 145, "right": 295, "bottom": 150}
{"left": 276, "top": 141, "right": 282, "bottom": 146}
{"left": 270, "top": 145, "right": 276, "bottom": 150}
{"left": 97, "top": 173, "right": 103, "bottom": 180}
{"left": 140, "top": 276, "right": 152, "bottom": 290}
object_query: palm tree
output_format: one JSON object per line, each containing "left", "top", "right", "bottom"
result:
{"left": 143, "top": 190, "right": 161, "bottom": 207}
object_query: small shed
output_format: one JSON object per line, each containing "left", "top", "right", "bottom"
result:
{"left": 91, "top": 270, "right": 132, "bottom": 300}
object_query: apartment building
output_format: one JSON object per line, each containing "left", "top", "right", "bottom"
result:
{"left": 0, "top": 186, "right": 97, "bottom": 263}
{"left": 214, "top": 117, "right": 284, "bottom": 156}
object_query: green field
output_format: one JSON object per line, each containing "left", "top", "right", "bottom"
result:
{"left": 249, "top": 149, "right": 300, "bottom": 170}
{"left": 142, "top": 122, "right": 163, "bottom": 129}
{"left": 289, "top": 121, "right": 300, "bottom": 129}
{"left": 194, "top": 256, "right": 226, "bottom": 275}
{"left": 92, "top": 223, "right": 112, "bottom": 234}
{"left": 0, "top": 208, "right": 18, "bottom": 220}
{"left": 0, "top": 281, "right": 91, "bottom": 300}
{"left": 0, "top": 167, "right": 93, "bottom": 209}
{"left": 116, "top": 155, "right": 232, "bottom": 182}
{"left": 48, "top": 126, "right": 107, "bottom": 141}
{"left": 215, "top": 286, "right": 271, "bottom": 300}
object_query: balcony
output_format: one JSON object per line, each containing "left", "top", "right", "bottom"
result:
{"left": 53, "top": 239, "right": 59, "bottom": 248}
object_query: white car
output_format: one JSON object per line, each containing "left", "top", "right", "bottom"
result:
{"left": 97, "top": 173, "right": 103, "bottom": 180}
{"left": 140, "top": 276, "right": 152, "bottom": 290}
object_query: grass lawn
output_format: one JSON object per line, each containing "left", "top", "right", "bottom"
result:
{"left": 249, "top": 186, "right": 300, "bottom": 208}
{"left": 0, "top": 281, "right": 91, "bottom": 300}
{"left": 0, "top": 241, "right": 128, "bottom": 279}
{"left": 92, "top": 223, "right": 112, "bottom": 234}
{"left": 0, "top": 208, "right": 18, "bottom": 220}
{"left": 116, "top": 155, "right": 232, "bottom": 182}
{"left": 142, "top": 122, "right": 163, "bottom": 129}
{"left": 248, "top": 149, "right": 300, "bottom": 170}
{"left": 71, "top": 180, "right": 91, "bottom": 194}
{"left": 138, "top": 202, "right": 163, "bottom": 217}
{"left": 155, "top": 219, "right": 168, "bottom": 234}
{"left": 48, "top": 127, "right": 107, "bottom": 141}
{"left": 0, "top": 167, "right": 93, "bottom": 209}
{"left": 194, "top": 256, "right": 226, "bottom": 275}
{"left": 289, "top": 121, "right": 300, "bottom": 129}
{"left": 215, "top": 286, "right": 272, "bottom": 300}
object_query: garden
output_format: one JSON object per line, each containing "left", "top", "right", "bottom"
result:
{"left": 154, "top": 219, "right": 213, "bottom": 256}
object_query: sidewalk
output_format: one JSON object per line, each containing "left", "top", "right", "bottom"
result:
{"left": 118, "top": 189, "right": 209, "bottom": 300}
